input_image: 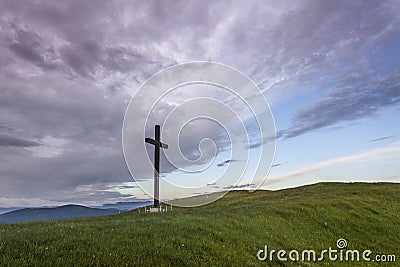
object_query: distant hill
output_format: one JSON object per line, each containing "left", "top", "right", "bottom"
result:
{"left": 0, "top": 182, "right": 399, "bottom": 266}
{"left": 0, "top": 205, "right": 119, "bottom": 224}
{"left": 0, "top": 207, "right": 19, "bottom": 215}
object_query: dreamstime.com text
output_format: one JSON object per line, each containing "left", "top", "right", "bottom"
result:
{"left": 257, "top": 238, "right": 396, "bottom": 263}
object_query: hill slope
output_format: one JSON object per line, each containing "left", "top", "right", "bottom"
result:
{"left": 0, "top": 182, "right": 398, "bottom": 266}
{"left": 0, "top": 205, "right": 120, "bottom": 224}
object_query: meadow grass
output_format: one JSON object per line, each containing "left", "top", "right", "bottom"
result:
{"left": 0, "top": 182, "right": 399, "bottom": 266}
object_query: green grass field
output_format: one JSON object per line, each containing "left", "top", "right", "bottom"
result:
{"left": 0, "top": 182, "right": 399, "bottom": 266}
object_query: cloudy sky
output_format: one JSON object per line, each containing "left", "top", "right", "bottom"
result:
{"left": 0, "top": 0, "right": 399, "bottom": 207}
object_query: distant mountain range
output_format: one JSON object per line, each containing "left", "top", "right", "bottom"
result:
{"left": 0, "top": 201, "right": 152, "bottom": 224}
{"left": 0, "top": 205, "right": 120, "bottom": 224}
{"left": 0, "top": 208, "right": 19, "bottom": 215}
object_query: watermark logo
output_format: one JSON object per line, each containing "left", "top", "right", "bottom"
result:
{"left": 122, "top": 62, "right": 276, "bottom": 207}
{"left": 257, "top": 238, "right": 396, "bottom": 263}
{"left": 336, "top": 238, "right": 347, "bottom": 249}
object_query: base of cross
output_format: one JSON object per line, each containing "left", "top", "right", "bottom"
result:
{"left": 137, "top": 203, "right": 173, "bottom": 214}
{"left": 149, "top": 207, "right": 162, "bottom": 213}
{"left": 142, "top": 205, "right": 172, "bottom": 213}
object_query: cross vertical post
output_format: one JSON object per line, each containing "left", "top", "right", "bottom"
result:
{"left": 154, "top": 125, "right": 160, "bottom": 208}
{"left": 145, "top": 125, "right": 168, "bottom": 209}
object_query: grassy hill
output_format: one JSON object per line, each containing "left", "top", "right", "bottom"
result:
{"left": 0, "top": 182, "right": 398, "bottom": 266}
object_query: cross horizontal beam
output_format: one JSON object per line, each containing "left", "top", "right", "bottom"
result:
{"left": 145, "top": 137, "right": 168, "bottom": 149}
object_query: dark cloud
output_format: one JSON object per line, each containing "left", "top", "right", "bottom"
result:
{"left": 217, "top": 159, "right": 239, "bottom": 167}
{"left": 223, "top": 183, "right": 255, "bottom": 189}
{"left": 271, "top": 162, "right": 287, "bottom": 168}
{"left": 58, "top": 190, "right": 134, "bottom": 206}
{"left": 246, "top": 130, "right": 285, "bottom": 149}
{"left": 281, "top": 77, "right": 400, "bottom": 139}
{"left": 370, "top": 135, "right": 395, "bottom": 142}
{"left": 0, "top": 1, "right": 175, "bottom": 82}
{"left": 6, "top": 22, "right": 59, "bottom": 71}
{"left": 248, "top": 143, "right": 262, "bottom": 149}
{"left": 0, "top": 148, "right": 130, "bottom": 197}
{"left": 113, "top": 185, "right": 139, "bottom": 190}
{"left": 0, "top": 134, "right": 40, "bottom": 147}
{"left": 0, "top": 124, "right": 15, "bottom": 131}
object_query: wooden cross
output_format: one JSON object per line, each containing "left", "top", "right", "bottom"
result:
{"left": 145, "top": 125, "right": 168, "bottom": 208}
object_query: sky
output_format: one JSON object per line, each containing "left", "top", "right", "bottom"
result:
{"left": 0, "top": 0, "right": 399, "bottom": 207}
